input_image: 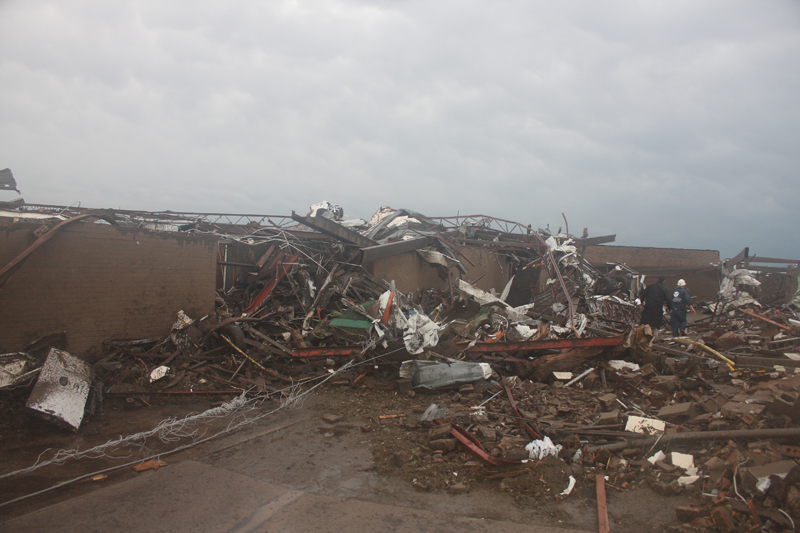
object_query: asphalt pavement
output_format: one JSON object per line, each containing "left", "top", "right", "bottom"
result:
{"left": 1, "top": 460, "right": 590, "bottom": 533}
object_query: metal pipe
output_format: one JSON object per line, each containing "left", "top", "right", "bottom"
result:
{"left": 587, "top": 427, "right": 800, "bottom": 453}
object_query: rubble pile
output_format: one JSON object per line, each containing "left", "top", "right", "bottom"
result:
{"left": 2, "top": 202, "right": 799, "bottom": 531}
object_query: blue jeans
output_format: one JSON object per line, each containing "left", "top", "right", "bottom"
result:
{"left": 671, "top": 310, "right": 687, "bottom": 337}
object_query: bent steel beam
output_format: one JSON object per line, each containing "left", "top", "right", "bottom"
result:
{"left": 291, "top": 211, "right": 376, "bottom": 248}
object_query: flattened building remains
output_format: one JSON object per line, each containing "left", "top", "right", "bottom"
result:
{"left": 2, "top": 199, "right": 800, "bottom": 531}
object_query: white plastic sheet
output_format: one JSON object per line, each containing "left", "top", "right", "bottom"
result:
{"left": 525, "top": 436, "right": 563, "bottom": 460}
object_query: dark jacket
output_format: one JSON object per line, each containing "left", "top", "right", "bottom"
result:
{"left": 671, "top": 287, "right": 692, "bottom": 314}
{"left": 639, "top": 281, "right": 672, "bottom": 328}
{"left": 641, "top": 281, "right": 672, "bottom": 311}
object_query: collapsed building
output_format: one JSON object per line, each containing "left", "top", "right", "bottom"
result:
{"left": 2, "top": 200, "right": 800, "bottom": 530}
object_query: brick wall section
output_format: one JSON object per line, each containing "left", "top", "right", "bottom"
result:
{"left": 366, "top": 246, "right": 511, "bottom": 294}
{"left": 458, "top": 247, "right": 512, "bottom": 293}
{"left": 0, "top": 220, "right": 218, "bottom": 357}
{"left": 368, "top": 251, "right": 447, "bottom": 293}
{"left": 583, "top": 245, "right": 721, "bottom": 300}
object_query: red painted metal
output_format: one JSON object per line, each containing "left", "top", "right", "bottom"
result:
{"left": 503, "top": 379, "right": 543, "bottom": 440}
{"left": 468, "top": 335, "right": 623, "bottom": 354}
{"left": 443, "top": 422, "right": 513, "bottom": 466}
{"left": 292, "top": 346, "right": 361, "bottom": 358}
{"left": 243, "top": 254, "right": 299, "bottom": 314}
{"left": 740, "top": 308, "right": 791, "bottom": 331}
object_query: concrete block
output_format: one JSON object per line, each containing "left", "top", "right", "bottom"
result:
{"left": 428, "top": 424, "right": 453, "bottom": 440}
{"left": 598, "top": 393, "right": 618, "bottom": 410}
{"left": 430, "top": 439, "right": 457, "bottom": 452}
{"left": 740, "top": 460, "right": 800, "bottom": 494}
{"left": 768, "top": 392, "right": 800, "bottom": 423}
{"left": 721, "top": 402, "right": 766, "bottom": 420}
{"left": 651, "top": 375, "right": 678, "bottom": 392}
{"left": 657, "top": 402, "right": 699, "bottom": 423}
{"left": 598, "top": 410, "right": 620, "bottom": 425}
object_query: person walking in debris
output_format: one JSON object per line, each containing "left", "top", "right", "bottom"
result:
{"left": 670, "top": 279, "right": 696, "bottom": 337}
{"left": 639, "top": 274, "right": 672, "bottom": 332}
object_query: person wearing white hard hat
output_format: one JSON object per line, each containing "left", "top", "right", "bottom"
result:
{"left": 670, "top": 279, "right": 696, "bottom": 337}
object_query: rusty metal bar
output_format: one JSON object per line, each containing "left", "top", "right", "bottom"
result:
{"left": 444, "top": 421, "right": 513, "bottom": 466}
{"left": 292, "top": 346, "right": 362, "bottom": 358}
{"left": 740, "top": 308, "right": 791, "bottom": 331}
{"left": 255, "top": 243, "right": 277, "bottom": 269}
{"left": 242, "top": 255, "right": 299, "bottom": 315}
{"left": 0, "top": 213, "right": 114, "bottom": 289}
{"left": 467, "top": 335, "right": 623, "bottom": 354}
{"left": 589, "top": 427, "right": 800, "bottom": 453}
{"left": 244, "top": 326, "right": 293, "bottom": 355}
{"left": 596, "top": 475, "right": 610, "bottom": 533}
{"left": 732, "top": 355, "right": 800, "bottom": 368}
{"left": 503, "top": 379, "right": 543, "bottom": 440}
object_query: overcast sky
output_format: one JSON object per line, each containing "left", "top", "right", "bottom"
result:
{"left": 1, "top": 1, "right": 798, "bottom": 260}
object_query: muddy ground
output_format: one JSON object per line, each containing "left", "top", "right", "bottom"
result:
{"left": 0, "top": 381, "right": 700, "bottom": 533}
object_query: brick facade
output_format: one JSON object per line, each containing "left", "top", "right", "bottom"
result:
{"left": 0, "top": 219, "right": 218, "bottom": 358}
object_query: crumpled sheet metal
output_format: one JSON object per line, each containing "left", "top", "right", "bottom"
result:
{"left": 545, "top": 235, "right": 577, "bottom": 255}
{"left": 456, "top": 279, "right": 535, "bottom": 321}
{"left": 416, "top": 249, "right": 466, "bottom": 274}
{"left": 0, "top": 352, "right": 38, "bottom": 389}
{"left": 403, "top": 312, "right": 439, "bottom": 355}
{"left": 714, "top": 268, "right": 763, "bottom": 312}
{"left": 586, "top": 295, "right": 641, "bottom": 326}
{"left": 400, "top": 360, "right": 492, "bottom": 389}
{"left": 26, "top": 348, "right": 92, "bottom": 431}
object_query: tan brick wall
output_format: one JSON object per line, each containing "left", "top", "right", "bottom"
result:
{"left": 458, "top": 247, "right": 512, "bottom": 293}
{"left": 366, "top": 246, "right": 511, "bottom": 295}
{"left": 368, "top": 251, "right": 448, "bottom": 293}
{"left": 582, "top": 245, "right": 722, "bottom": 300}
{"left": 0, "top": 220, "right": 218, "bottom": 357}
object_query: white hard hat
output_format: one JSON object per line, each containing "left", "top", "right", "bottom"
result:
{"left": 677, "top": 279, "right": 686, "bottom": 287}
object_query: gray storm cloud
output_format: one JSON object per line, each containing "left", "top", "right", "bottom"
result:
{"left": 1, "top": 0, "right": 798, "bottom": 259}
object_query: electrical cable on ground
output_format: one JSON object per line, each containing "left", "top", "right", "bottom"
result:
{"left": 0, "top": 347, "right": 404, "bottom": 509}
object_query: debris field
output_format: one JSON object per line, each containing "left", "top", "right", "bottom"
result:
{"left": 2, "top": 201, "right": 800, "bottom": 532}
